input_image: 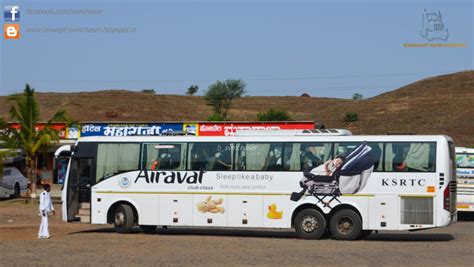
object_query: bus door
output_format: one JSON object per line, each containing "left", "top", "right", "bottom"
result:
{"left": 66, "top": 157, "right": 93, "bottom": 221}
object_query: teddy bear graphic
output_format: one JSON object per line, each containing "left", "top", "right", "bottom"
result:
{"left": 196, "top": 196, "right": 225, "bottom": 214}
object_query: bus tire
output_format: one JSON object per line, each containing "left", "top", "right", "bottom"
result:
{"left": 329, "top": 209, "right": 362, "bottom": 240}
{"left": 294, "top": 209, "right": 326, "bottom": 240}
{"left": 11, "top": 183, "right": 20, "bottom": 198}
{"left": 114, "top": 204, "right": 134, "bottom": 233}
{"left": 140, "top": 225, "right": 157, "bottom": 234}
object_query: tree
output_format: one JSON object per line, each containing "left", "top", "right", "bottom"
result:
{"left": 352, "top": 93, "right": 363, "bottom": 100}
{"left": 186, "top": 85, "right": 199, "bottom": 96}
{"left": 204, "top": 79, "right": 246, "bottom": 120}
{"left": 0, "top": 85, "right": 71, "bottom": 198}
{"left": 257, "top": 108, "right": 293, "bottom": 121}
{"left": 142, "top": 89, "right": 156, "bottom": 94}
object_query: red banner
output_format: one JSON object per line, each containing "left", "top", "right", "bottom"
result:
{"left": 198, "top": 122, "right": 314, "bottom": 136}
{"left": 9, "top": 123, "right": 67, "bottom": 139}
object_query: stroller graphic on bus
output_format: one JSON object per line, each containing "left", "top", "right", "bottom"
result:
{"left": 291, "top": 142, "right": 375, "bottom": 209}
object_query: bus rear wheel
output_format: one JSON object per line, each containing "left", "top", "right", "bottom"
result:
{"left": 294, "top": 209, "right": 326, "bottom": 240}
{"left": 114, "top": 204, "right": 134, "bottom": 233}
{"left": 329, "top": 209, "right": 362, "bottom": 240}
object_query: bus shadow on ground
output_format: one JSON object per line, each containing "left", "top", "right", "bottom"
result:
{"left": 71, "top": 227, "right": 299, "bottom": 239}
{"left": 70, "top": 227, "right": 453, "bottom": 241}
{"left": 458, "top": 212, "right": 474, "bottom": 222}
{"left": 365, "top": 233, "right": 454, "bottom": 242}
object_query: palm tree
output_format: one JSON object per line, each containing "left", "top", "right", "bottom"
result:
{"left": 0, "top": 85, "right": 70, "bottom": 198}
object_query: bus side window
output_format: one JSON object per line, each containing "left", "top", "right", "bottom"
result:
{"left": 404, "top": 143, "right": 434, "bottom": 172}
{"left": 235, "top": 143, "right": 246, "bottom": 171}
{"left": 97, "top": 143, "right": 140, "bottom": 181}
{"left": 262, "top": 145, "right": 283, "bottom": 171}
{"left": 283, "top": 143, "right": 294, "bottom": 171}
{"left": 143, "top": 143, "right": 186, "bottom": 171}
{"left": 384, "top": 143, "right": 394, "bottom": 171}
{"left": 390, "top": 143, "right": 411, "bottom": 171}
{"left": 368, "top": 143, "right": 383, "bottom": 172}
{"left": 384, "top": 142, "right": 435, "bottom": 172}
{"left": 290, "top": 143, "right": 332, "bottom": 171}
{"left": 333, "top": 143, "right": 361, "bottom": 159}
{"left": 187, "top": 143, "right": 233, "bottom": 171}
{"left": 188, "top": 144, "right": 208, "bottom": 170}
{"left": 240, "top": 143, "right": 277, "bottom": 171}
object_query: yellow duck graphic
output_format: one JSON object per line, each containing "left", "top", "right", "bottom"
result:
{"left": 267, "top": 204, "right": 283, "bottom": 219}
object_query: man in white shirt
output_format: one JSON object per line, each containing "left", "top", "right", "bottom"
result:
{"left": 38, "top": 184, "right": 55, "bottom": 239}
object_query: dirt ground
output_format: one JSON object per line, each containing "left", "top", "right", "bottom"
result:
{"left": 1, "top": 199, "right": 474, "bottom": 266}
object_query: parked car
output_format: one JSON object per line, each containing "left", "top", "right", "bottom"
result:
{"left": 1, "top": 156, "right": 28, "bottom": 198}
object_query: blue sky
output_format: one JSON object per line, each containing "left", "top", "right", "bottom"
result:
{"left": 0, "top": 0, "right": 472, "bottom": 98}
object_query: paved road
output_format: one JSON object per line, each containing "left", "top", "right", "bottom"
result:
{"left": 1, "top": 201, "right": 473, "bottom": 266}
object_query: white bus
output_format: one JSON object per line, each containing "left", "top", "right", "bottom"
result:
{"left": 58, "top": 130, "right": 457, "bottom": 240}
{"left": 455, "top": 147, "right": 474, "bottom": 212}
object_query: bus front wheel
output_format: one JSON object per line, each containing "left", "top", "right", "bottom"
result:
{"left": 114, "top": 204, "right": 134, "bottom": 233}
{"left": 294, "top": 209, "right": 326, "bottom": 239}
{"left": 329, "top": 209, "right": 362, "bottom": 240}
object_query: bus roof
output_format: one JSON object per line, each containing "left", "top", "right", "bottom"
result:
{"left": 74, "top": 134, "right": 452, "bottom": 143}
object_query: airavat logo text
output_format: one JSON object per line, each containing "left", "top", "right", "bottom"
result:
{"left": 134, "top": 170, "right": 205, "bottom": 184}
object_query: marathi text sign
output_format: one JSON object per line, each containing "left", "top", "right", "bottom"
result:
{"left": 80, "top": 123, "right": 183, "bottom": 137}
{"left": 198, "top": 122, "right": 314, "bottom": 136}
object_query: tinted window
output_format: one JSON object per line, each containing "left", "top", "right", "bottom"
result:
{"left": 284, "top": 143, "right": 332, "bottom": 171}
{"left": 367, "top": 142, "right": 383, "bottom": 172}
{"left": 188, "top": 143, "right": 233, "bottom": 171}
{"left": 142, "top": 143, "right": 187, "bottom": 171}
{"left": 234, "top": 143, "right": 283, "bottom": 171}
{"left": 384, "top": 142, "right": 436, "bottom": 172}
{"left": 3, "top": 169, "right": 12, "bottom": 177}
{"left": 333, "top": 142, "right": 361, "bottom": 158}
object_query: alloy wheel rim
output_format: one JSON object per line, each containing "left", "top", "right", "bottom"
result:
{"left": 301, "top": 215, "right": 318, "bottom": 233}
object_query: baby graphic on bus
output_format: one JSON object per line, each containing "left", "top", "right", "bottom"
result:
{"left": 291, "top": 142, "right": 375, "bottom": 208}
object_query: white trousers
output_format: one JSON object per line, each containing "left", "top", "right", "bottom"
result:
{"left": 38, "top": 213, "right": 50, "bottom": 238}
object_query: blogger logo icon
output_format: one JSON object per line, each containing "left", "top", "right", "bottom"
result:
{"left": 4, "top": 5, "right": 20, "bottom": 22}
{"left": 4, "top": 24, "right": 20, "bottom": 39}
